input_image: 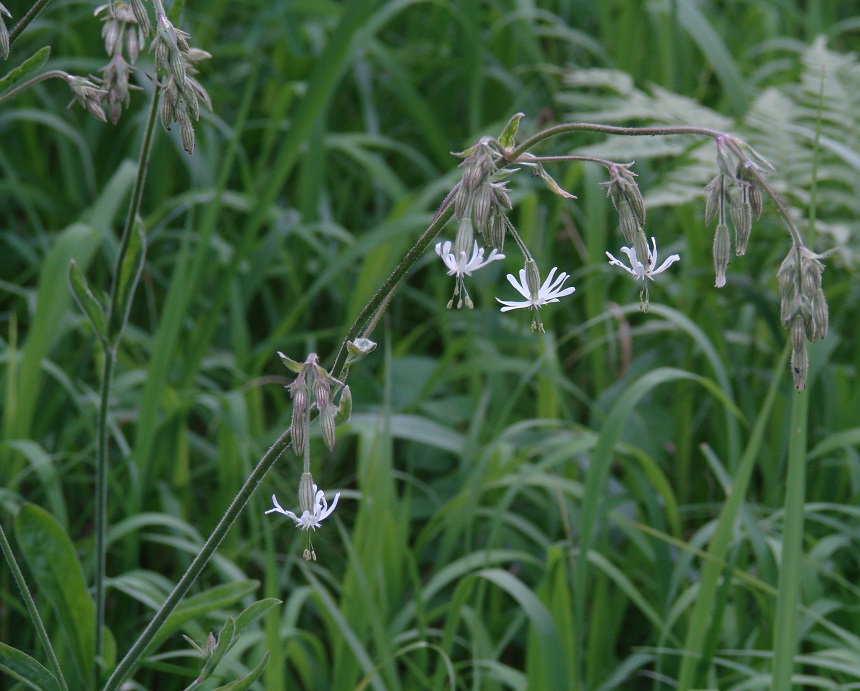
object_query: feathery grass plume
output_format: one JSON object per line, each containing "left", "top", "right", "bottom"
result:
{"left": 0, "top": 2, "right": 11, "bottom": 59}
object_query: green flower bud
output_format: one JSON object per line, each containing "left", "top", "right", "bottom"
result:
{"left": 713, "top": 222, "right": 731, "bottom": 288}
{"left": 791, "top": 344, "right": 808, "bottom": 392}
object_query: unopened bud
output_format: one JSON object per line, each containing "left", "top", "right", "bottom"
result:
{"left": 488, "top": 213, "right": 507, "bottom": 253}
{"left": 319, "top": 408, "right": 336, "bottom": 450}
{"left": 298, "top": 472, "right": 315, "bottom": 514}
{"left": 713, "top": 223, "right": 731, "bottom": 288}
{"left": 345, "top": 338, "right": 376, "bottom": 366}
{"left": 129, "top": 0, "right": 151, "bottom": 34}
{"left": 474, "top": 184, "right": 492, "bottom": 235}
{"left": 704, "top": 175, "right": 723, "bottom": 226}
{"left": 790, "top": 317, "right": 805, "bottom": 351}
{"left": 730, "top": 186, "right": 752, "bottom": 255}
{"left": 812, "top": 289, "right": 829, "bottom": 340}
{"left": 777, "top": 249, "right": 798, "bottom": 301}
{"left": 290, "top": 395, "right": 305, "bottom": 456}
{"left": 453, "top": 217, "right": 474, "bottom": 260}
{"left": 525, "top": 260, "right": 541, "bottom": 301}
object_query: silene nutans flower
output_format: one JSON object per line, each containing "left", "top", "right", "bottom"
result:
{"left": 496, "top": 260, "right": 575, "bottom": 333}
{"left": 606, "top": 236, "right": 680, "bottom": 312}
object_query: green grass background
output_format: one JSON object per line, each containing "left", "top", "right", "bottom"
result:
{"left": 2, "top": 0, "right": 860, "bottom": 689}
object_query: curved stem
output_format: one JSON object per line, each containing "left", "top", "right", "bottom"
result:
{"left": 0, "top": 69, "right": 69, "bottom": 105}
{"left": 329, "top": 200, "right": 455, "bottom": 378}
{"left": 8, "top": 0, "right": 54, "bottom": 47}
{"left": 508, "top": 122, "right": 725, "bottom": 160}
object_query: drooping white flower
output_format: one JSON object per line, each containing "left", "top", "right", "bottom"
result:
{"left": 605, "top": 236, "right": 680, "bottom": 312}
{"left": 266, "top": 486, "right": 340, "bottom": 531}
{"left": 605, "top": 236, "right": 680, "bottom": 281}
{"left": 496, "top": 263, "right": 575, "bottom": 332}
{"left": 435, "top": 239, "right": 504, "bottom": 309}
{"left": 496, "top": 266, "right": 575, "bottom": 312}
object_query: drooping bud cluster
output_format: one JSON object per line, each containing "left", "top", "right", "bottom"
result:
{"left": 703, "top": 136, "right": 768, "bottom": 286}
{"left": 95, "top": 2, "right": 146, "bottom": 124}
{"left": 0, "top": 2, "right": 11, "bottom": 60}
{"left": 151, "top": 13, "right": 212, "bottom": 153}
{"left": 278, "top": 351, "right": 351, "bottom": 455}
{"left": 452, "top": 138, "right": 514, "bottom": 255}
{"left": 65, "top": 75, "right": 108, "bottom": 122}
{"left": 601, "top": 163, "right": 650, "bottom": 268}
{"left": 777, "top": 245, "right": 830, "bottom": 391}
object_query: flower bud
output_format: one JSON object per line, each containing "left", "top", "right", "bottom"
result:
{"left": 790, "top": 317, "right": 805, "bottom": 352}
{"left": 473, "top": 184, "right": 492, "bottom": 235}
{"left": 713, "top": 222, "right": 731, "bottom": 288}
{"left": 488, "top": 213, "right": 507, "bottom": 253}
{"left": 453, "top": 217, "right": 474, "bottom": 260}
{"left": 730, "top": 185, "right": 752, "bottom": 255}
{"left": 319, "top": 408, "right": 336, "bottom": 450}
{"left": 525, "top": 260, "right": 541, "bottom": 302}
{"left": 812, "top": 288, "right": 829, "bottom": 340}
{"left": 345, "top": 338, "right": 376, "bottom": 366}
{"left": 298, "top": 472, "right": 315, "bottom": 514}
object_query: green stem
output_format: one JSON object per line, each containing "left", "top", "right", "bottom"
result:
{"left": 0, "top": 521, "right": 68, "bottom": 691}
{"left": 0, "top": 70, "right": 71, "bottom": 105}
{"left": 102, "top": 429, "right": 291, "bottom": 691}
{"left": 329, "top": 200, "right": 455, "bottom": 377}
{"left": 771, "top": 387, "right": 809, "bottom": 690}
{"left": 94, "top": 87, "right": 160, "bottom": 660}
{"left": 8, "top": 0, "right": 54, "bottom": 46}
{"left": 508, "top": 121, "right": 808, "bottom": 250}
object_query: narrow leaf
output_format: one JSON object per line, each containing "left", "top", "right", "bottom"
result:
{"left": 0, "top": 642, "right": 62, "bottom": 691}
{"left": 68, "top": 260, "right": 108, "bottom": 345}
{"left": 15, "top": 504, "right": 95, "bottom": 686}
{"left": 497, "top": 112, "right": 524, "bottom": 149}
{"left": 0, "top": 46, "right": 50, "bottom": 98}
{"left": 150, "top": 581, "right": 259, "bottom": 651}
{"left": 536, "top": 164, "right": 577, "bottom": 199}
{"left": 211, "top": 651, "right": 269, "bottom": 691}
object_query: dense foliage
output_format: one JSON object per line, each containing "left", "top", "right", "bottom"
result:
{"left": 2, "top": 1, "right": 859, "bottom": 689}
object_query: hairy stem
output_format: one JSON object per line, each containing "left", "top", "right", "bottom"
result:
{"left": 8, "top": 0, "right": 54, "bottom": 46}
{"left": 0, "top": 69, "right": 72, "bottom": 105}
{"left": 329, "top": 200, "right": 455, "bottom": 378}
{"left": 94, "top": 87, "right": 159, "bottom": 660}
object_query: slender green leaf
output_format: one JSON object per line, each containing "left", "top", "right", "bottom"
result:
{"left": 0, "top": 642, "right": 62, "bottom": 691}
{"left": 68, "top": 259, "right": 107, "bottom": 345}
{"left": 15, "top": 504, "right": 95, "bottom": 686}
{"left": 211, "top": 651, "right": 269, "bottom": 691}
{"left": 150, "top": 581, "right": 259, "bottom": 651}
{"left": 0, "top": 46, "right": 50, "bottom": 97}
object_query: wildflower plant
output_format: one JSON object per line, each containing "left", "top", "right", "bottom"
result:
{"left": 0, "top": 5, "right": 840, "bottom": 689}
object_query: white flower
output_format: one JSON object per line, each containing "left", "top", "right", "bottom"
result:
{"left": 266, "top": 486, "right": 340, "bottom": 531}
{"left": 605, "top": 236, "right": 680, "bottom": 312}
{"left": 496, "top": 266, "right": 575, "bottom": 312}
{"left": 435, "top": 239, "right": 504, "bottom": 309}
{"left": 605, "top": 236, "right": 680, "bottom": 281}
